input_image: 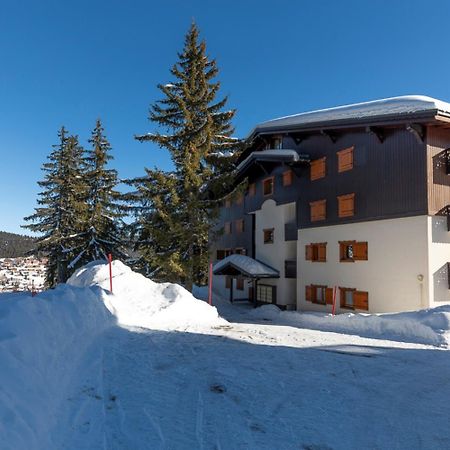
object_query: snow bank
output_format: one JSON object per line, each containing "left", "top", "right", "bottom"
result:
{"left": 0, "top": 285, "right": 114, "bottom": 450}
{"left": 67, "top": 260, "right": 226, "bottom": 331}
{"left": 251, "top": 305, "right": 450, "bottom": 346}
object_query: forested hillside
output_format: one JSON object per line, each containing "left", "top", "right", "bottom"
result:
{"left": 0, "top": 231, "right": 36, "bottom": 257}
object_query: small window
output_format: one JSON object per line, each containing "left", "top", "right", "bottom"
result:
{"left": 340, "top": 288, "right": 368, "bottom": 311}
{"left": 257, "top": 284, "right": 276, "bottom": 303}
{"left": 236, "top": 278, "right": 244, "bottom": 291}
{"left": 263, "top": 177, "right": 274, "bottom": 196}
{"left": 310, "top": 199, "right": 326, "bottom": 222}
{"left": 282, "top": 170, "right": 293, "bottom": 186}
{"left": 339, "top": 241, "right": 368, "bottom": 262}
{"left": 216, "top": 250, "right": 225, "bottom": 260}
{"left": 224, "top": 248, "right": 232, "bottom": 257}
{"left": 225, "top": 197, "right": 231, "bottom": 208}
{"left": 267, "top": 136, "right": 282, "bottom": 149}
{"left": 337, "top": 146, "right": 354, "bottom": 172}
{"left": 234, "top": 248, "right": 246, "bottom": 255}
{"left": 305, "top": 285, "right": 334, "bottom": 305}
{"left": 310, "top": 157, "right": 326, "bottom": 181}
{"left": 305, "top": 243, "right": 327, "bottom": 262}
{"left": 284, "top": 260, "right": 297, "bottom": 278}
{"left": 235, "top": 219, "right": 245, "bottom": 233}
{"left": 224, "top": 222, "right": 231, "bottom": 234}
{"left": 248, "top": 183, "right": 256, "bottom": 197}
{"left": 263, "top": 228, "right": 274, "bottom": 244}
{"left": 337, "top": 193, "right": 355, "bottom": 218}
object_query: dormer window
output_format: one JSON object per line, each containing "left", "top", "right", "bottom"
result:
{"left": 266, "top": 136, "right": 282, "bottom": 150}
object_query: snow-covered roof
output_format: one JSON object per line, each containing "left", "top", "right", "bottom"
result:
{"left": 213, "top": 254, "right": 279, "bottom": 278}
{"left": 251, "top": 95, "right": 450, "bottom": 136}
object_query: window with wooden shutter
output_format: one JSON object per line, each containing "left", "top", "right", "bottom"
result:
{"left": 263, "top": 177, "right": 274, "bottom": 196}
{"left": 337, "top": 193, "right": 355, "bottom": 218}
{"left": 312, "top": 285, "right": 327, "bottom": 304}
{"left": 235, "top": 219, "right": 245, "bottom": 233}
{"left": 224, "top": 222, "right": 231, "bottom": 234}
{"left": 263, "top": 228, "right": 274, "bottom": 244}
{"left": 306, "top": 243, "right": 327, "bottom": 262}
{"left": 354, "top": 291, "right": 369, "bottom": 310}
{"left": 282, "top": 170, "right": 293, "bottom": 186}
{"left": 325, "top": 288, "right": 334, "bottom": 305}
{"left": 234, "top": 248, "right": 246, "bottom": 255}
{"left": 353, "top": 242, "right": 368, "bottom": 260}
{"left": 305, "top": 285, "right": 312, "bottom": 302}
{"left": 317, "top": 243, "right": 326, "bottom": 262}
{"left": 236, "top": 278, "right": 244, "bottom": 291}
{"left": 340, "top": 287, "right": 356, "bottom": 308}
{"left": 310, "top": 199, "right": 326, "bottom": 222}
{"left": 248, "top": 183, "right": 256, "bottom": 197}
{"left": 310, "top": 157, "right": 326, "bottom": 181}
{"left": 339, "top": 241, "right": 368, "bottom": 262}
{"left": 224, "top": 248, "right": 232, "bottom": 257}
{"left": 216, "top": 250, "right": 225, "bottom": 260}
{"left": 305, "top": 244, "right": 313, "bottom": 261}
{"left": 337, "top": 146, "right": 354, "bottom": 172}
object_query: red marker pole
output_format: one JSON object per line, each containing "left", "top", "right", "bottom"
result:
{"left": 108, "top": 253, "right": 113, "bottom": 294}
{"left": 332, "top": 286, "right": 337, "bottom": 316}
{"left": 208, "top": 261, "right": 213, "bottom": 305}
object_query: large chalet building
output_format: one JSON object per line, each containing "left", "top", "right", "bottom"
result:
{"left": 212, "top": 95, "right": 450, "bottom": 313}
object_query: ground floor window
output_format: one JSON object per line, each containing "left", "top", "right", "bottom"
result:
{"left": 339, "top": 287, "right": 369, "bottom": 310}
{"left": 256, "top": 284, "right": 276, "bottom": 304}
{"left": 236, "top": 278, "right": 244, "bottom": 290}
{"left": 305, "top": 284, "right": 333, "bottom": 305}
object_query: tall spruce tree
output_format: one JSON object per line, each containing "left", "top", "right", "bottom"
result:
{"left": 132, "top": 23, "right": 240, "bottom": 291}
{"left": 24, "top": 127, "right": 87, "bottom": 286}
{"left": 69, "top": 119, "right": 126, "bottom": 268}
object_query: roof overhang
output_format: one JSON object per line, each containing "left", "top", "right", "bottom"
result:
{"left": 213, "top": 254, "right": 279, "bottom": 279}
{"left": 236, "top": 149, "right": 310, "bottom": 179}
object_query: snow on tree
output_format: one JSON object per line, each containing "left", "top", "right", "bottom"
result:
{"left": 131, "top": 23, "right": 242, "bottom": 291}
{"left": 24, "top": 127, "right": 88, "bottom": 286}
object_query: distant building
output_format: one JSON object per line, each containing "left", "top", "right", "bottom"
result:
{"left": 212, "top": 95, "right": 450, "bottom": 313}
{"left": 0, "top": 256, "right": 47, "bottom": 293}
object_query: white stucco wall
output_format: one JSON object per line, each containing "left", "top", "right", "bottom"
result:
{"left": 254, "top": 200, "right": 297, "bottom": 307}
{"left": 427, "top": 216, "right": 450, "bottom": 306}
{"left": 297, "top": 215, "right": 430, "bottom": 313}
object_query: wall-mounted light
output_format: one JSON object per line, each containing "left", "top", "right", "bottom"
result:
{"left": 417, "top": 274, "right": 424, "bottom": 282}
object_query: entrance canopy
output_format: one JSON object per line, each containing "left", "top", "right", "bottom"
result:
{"left": 213, "top": 254, "right": 279, "bottom": 279}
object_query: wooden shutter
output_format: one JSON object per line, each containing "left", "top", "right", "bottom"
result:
{"left": 325, "top": 288, "right": 334, "bottom": 305}
{"left": 337, "top": 146, "right": 354, "bottom": 172}
{"left": 318, "top": 243, "right": 327, "bottom": 262}
{"left": 248, "top": 183, "right": 256, "bottom": 196}
{"left": 305, "top": 244, "right": 313, "bottom": 261}
{"left": 283, "top": 170, "right": 293, "bottom": 186}
{"left": 236, "top": 278, "right": 244, "bottom": 290}
{"left": 310, "top": 200, "right": 326, "bottom": 222}
{"left": 263, "top": 177, "right": 274, "bottom": 196}
{"left": 310, "top": 157, "right": 326, "bottom": 181}
{"left": 337, "top": 193, "right": 355, "bottom": 218}
{"left": 353, "top": 242, "right": 368, "bottom": 260}
{"left": 354, "top": 291, "right": 369, "bottom": 310}
{"left": 305, "top": 285, "right": 312, "bottom": 302}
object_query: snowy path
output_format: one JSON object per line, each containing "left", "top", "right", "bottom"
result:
{"left": 50, "top": 318, "right": 450, "bottom": 450}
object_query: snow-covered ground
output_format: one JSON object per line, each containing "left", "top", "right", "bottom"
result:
{"left": 1, "top": 261, "right": 450, "bottom": 449}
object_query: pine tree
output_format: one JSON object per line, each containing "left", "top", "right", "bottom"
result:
{"left": 24, "top": 128, "right": 88, "bottom": 286}
{"left": 132, "top": 23, "right": 241, "bottom": 291}
{"left": 69, "top": 119, "right": 126, "bottom": 268}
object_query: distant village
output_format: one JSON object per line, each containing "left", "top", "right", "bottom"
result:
{"left": 0, "top": 257, "right": 47, "bottom": 293}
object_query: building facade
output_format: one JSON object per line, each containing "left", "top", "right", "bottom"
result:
{"left": 211, "top": 96, "right": 450, "bottom": 313}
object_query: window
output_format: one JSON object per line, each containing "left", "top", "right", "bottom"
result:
{"left": 263, "top": 228, "right": 274, "bottom": 244}
{"left": 267, "top": 136, "right": 282, "bottom": 149}
{"left": 216, "top": 250, "right": 225, "bottom": 260}
{"left": 225, "top": 197, "right": 231, "bottom": 208}
{"left": 263, "top": 177, "right": 274, "bottom": 196}
{"left": 236, "top": 278, "right": 244, "bottom": 291}
{"left": 257, "top": 284, "right": 276, "bottom": 303}
{"left": 235, "top": 219, "right": 245, "bottom": 233}
{"left": 284, "top": 260, "right": 297, "bottom": 278}
{"left": 305, "top": 243, "right": 327, "bottom": 262}
{"left": 337, "top": 146, "right": 354, "bottom": 172}
{"left": 224, "top": 248, "right": 233, "bottom": 257}
{"left": 310, "top": 157, "right": 326, "bottom": 181}
{"left": 235, "top": 194, "right": 244, "bottom": 206}
{"left": 337, "top": 193, "right": 355, "bottom": 218}
{"left": 234, "top": 248, "right": 246, "bottom": 255}
{"left": 224, "top": 222, "right": 231, "bottom": 234}
{"left": 248, "top": 183, "right": 256, "bottom": 197}
{"left": 305, "top": 285, "right": 334, "bottom": 305}
{"left": 339, "top": 241, "right": 368, "bottom": 262}
{"left": 310, "top": 199, "right": 326, "bottom": 222}
{"left": 282, "top": 170, "right": 293, "bottom": 186}
{"left": 340, "top": 288, "right": 368, "bottom": 310}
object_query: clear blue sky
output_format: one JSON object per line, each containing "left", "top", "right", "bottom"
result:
{"left": 2, "top": 0, "right": 450, "bottom": 234}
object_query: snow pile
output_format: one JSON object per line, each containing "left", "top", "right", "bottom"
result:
{"left": 67, "top": 260, "right": 226, "bottom": 331}
{"left": 0, "top": 285, "right": 114, "bottom": 450}
{"left": 251, "top": 304, "right": 450, "bottom": 346}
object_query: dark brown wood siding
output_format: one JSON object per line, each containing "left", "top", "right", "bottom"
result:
{"left": 426, "top": 126, "right": 450, "bottom": 215}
